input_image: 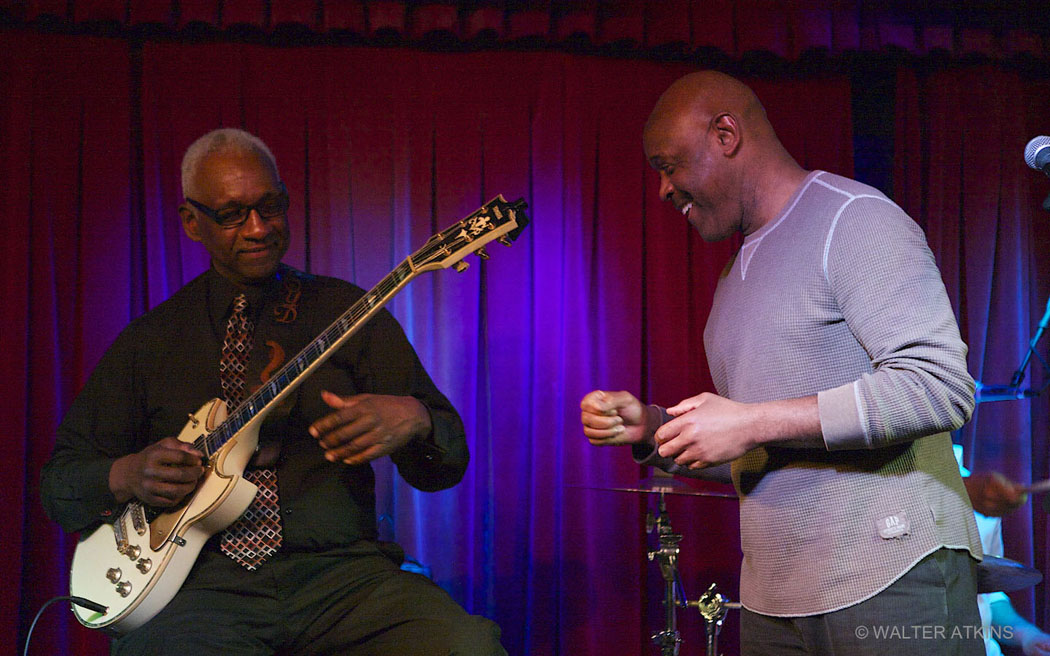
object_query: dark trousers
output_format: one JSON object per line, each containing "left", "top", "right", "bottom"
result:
{"left": 741, "top": 548, "right": 984, "bottom": 656}
{"left": 112, "top": 541, "right": 505, "bottom": 656}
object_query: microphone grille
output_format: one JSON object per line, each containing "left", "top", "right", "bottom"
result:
{"left": 1024, "top": 136, "right": 1050, "bottom": 170}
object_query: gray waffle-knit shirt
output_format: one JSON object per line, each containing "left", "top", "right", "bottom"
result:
{"left": 638, "top": 170, "right": 982, "bottom": 616}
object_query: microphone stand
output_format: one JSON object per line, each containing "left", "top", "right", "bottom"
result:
{"left": 1010, "top": 295, "right": 1050, "bottom": 389}
{"left": 977, "top": 295, "right": 1050, "bottom": 403}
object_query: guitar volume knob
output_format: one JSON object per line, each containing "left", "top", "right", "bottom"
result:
{"left": 126, "top": 545, "right": 141, "bottom": 560}
{"left": 106, "top": 568, "right": 122, "bottom": 583}
{"left": 115, "top": 581, "right": 132, "bottom": 597}
{"left": 136, "top": 558, "right": 152, "bottom": 574}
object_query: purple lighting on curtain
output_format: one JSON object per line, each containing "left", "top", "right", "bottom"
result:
{"left": 8, "top": 27, "right": 868, "bottom": 656}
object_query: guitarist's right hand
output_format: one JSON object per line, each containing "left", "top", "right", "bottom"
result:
{"left": 109, "top": 437, "right": 205, "bottom": 507}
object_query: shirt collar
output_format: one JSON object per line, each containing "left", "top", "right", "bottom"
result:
{"left": 205, "top": 265, "right": 287, "bottom": 330}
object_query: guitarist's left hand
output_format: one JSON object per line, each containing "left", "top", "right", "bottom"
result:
{"left": 309, "top": 391, "right": 432, "bottom": 465}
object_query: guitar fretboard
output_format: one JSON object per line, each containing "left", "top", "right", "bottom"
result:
{"left": 194, "top": 260, "right": 415, "bottom": 457}
{"left": 189, "top": 194, "right": 527, "bottom": 459}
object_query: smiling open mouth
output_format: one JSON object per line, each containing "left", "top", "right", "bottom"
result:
{"left": 241, "top": 246, "right": 274, "bottom": 258}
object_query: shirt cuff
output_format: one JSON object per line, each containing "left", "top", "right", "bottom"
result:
{"left": 87, "top": 458, "right": 121, "bottom": 521}
{"left": 818, "top": 382, "right": 868, "bottom": 450}
{"left": 631, "top": 405, "right": 672, "bottom": 465}
{"left": 402, "top": 403, "right": 448, "bottom": 463}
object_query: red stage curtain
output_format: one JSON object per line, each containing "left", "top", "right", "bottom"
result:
{"left": 895, "top": 65, "right": 1050, "bottom": 627}
{"left": 2, "top": 0, "right": 1048, "bottom": 62}
{"left": 3, "top": 29, "right": 855, "bottom": 656}
{"left": 2, "top": 30, "right": 131, "bottom": 656}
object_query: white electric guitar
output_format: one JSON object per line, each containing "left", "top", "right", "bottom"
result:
{"left": 69, "top": 195, "right": 529, "bottom": 633}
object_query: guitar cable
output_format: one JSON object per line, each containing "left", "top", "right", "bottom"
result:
{"left": 23, "top": 595, "right": 107, "bottom": 656}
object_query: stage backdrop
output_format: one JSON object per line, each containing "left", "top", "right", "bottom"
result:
{"left": 894, "top": 65, "right": 1050, "bottom": 627}
{"left": 4, "top": 27, "right": 1049, "bottom": 656}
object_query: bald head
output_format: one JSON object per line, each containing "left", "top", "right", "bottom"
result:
{"left": 642, "top": 71, "right": 808, "bottom": 239}
{"left": 645, "top": 71, "right": 772, "bottom": 160}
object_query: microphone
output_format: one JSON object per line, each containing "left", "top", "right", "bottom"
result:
{"left": 1026, "top": 136, "right": 1050, "bottom": 176}
{"left": 975, "top": 383, "right": 1039, "bottom": 403}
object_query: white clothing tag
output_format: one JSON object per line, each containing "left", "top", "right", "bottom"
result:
{"left": 877, "top": 511, "right": 910, "bottom": 539}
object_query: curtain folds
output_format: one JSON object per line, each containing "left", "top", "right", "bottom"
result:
{"left": 2, "top": 0, "right": 1048, "bottom": 63}
{"left": 5, "top": 29, "right": 855, "bottom": 655}
{"left": 894, "top": 66, "right": 1050, "bottom": 627}
{"left": 14, "top": 25, "right": 1048, "bottom": 656}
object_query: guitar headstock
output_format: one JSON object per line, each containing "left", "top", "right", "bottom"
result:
{"left": 410, "top": 195, "right": 529, "bottom": 272}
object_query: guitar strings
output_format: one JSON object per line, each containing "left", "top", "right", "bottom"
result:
{"left": 194, "top": 201, "right": 506, "bottom": 460}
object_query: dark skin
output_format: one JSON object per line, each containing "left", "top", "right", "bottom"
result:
{"left": 584, "top": 72, "right": 1031, "bottom": 511}
{"left": 109, "top": 147, "right": 432, "bottom": 508}
{"left": 583, "top": 72, "right": 820, "bottom": 469}
{"left": 310, "top": 391, "right": 430, "bottom": 464}
{"left": 963, "top": 471, "right": 1027, "bottom": 517}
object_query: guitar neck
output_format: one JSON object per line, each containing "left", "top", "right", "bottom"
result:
{"left": 197, "top": 259, "right": 419, "bottom": 457}
{"left": 193, "top": 194, "right": 529, "bottom": 458}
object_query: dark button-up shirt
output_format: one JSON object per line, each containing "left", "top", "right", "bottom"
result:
{"left": 41, "top": 265, "right": 468, "bottom": 552}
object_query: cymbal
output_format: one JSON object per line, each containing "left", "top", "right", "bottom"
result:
{"left": 589, "top": 476, "right": 737, "bottom": 499}
{"left": 976, "top": 555, "right": 1043, "bottom": 593}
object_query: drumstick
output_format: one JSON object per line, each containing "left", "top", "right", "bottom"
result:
{"left": 1023, "top": 479, "right": 1050, "bottom": 494}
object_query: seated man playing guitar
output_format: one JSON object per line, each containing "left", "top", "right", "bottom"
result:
{"left": 41, "top": 128, "right": 505, "bottom": 656}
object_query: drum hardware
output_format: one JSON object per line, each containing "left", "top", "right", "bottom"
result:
{"left": 644, "top": 485, "right": 739, "bottom": 656}
{"left": 975, "top": 555, "right": 1043, "bottom": 594}
{"left": 1024, "top": 478, "right": 1050, "bottom": 494}
{"left": 647, "top": 490, "right": 684, "bottom": 656}
{"left": 575, "top": 476, "right": 738, "bottom": 654}
{"left": 686, "top": 584, "right": 741, "bottom": 656}
{"left": 603, "top": 475, "right": 737, "bottom": 499}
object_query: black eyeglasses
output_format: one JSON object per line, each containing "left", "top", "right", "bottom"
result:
{"left": 186, "top": 182, "right": 290, "bottom": 229}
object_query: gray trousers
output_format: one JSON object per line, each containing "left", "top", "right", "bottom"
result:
{"left": 741, "top": 548, "right": 984, "bottom": 656}
{"left": 112, "top": 541, "right": 505, "bottom": 656}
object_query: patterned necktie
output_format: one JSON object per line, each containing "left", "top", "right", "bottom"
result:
{"left": 218, "top": 294, "right": 283, "bottom": 570}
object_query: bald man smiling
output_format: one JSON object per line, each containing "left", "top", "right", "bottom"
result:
{"left": 581, "top": 71, "right": 983, "bottom": 655}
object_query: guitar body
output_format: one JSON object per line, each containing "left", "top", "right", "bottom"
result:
{"left": 69, "top": 399, "right": 261, "bottom": 633}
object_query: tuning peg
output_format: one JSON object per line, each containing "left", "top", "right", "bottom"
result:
{"left": 454, "top": 261, "right": 469, "bottom": 273}
{"left": 474, "top": 247, "right": 490, "bottom": 260}
{"left": 497, "top": 236, "right": 512, "bottom": 247}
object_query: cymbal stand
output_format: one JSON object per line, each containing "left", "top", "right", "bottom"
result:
{"left": 647, "top": 491, "right": 683, "bottom": 656}
{"left": 646, "top": 491, "right": 741, "bottom": 656}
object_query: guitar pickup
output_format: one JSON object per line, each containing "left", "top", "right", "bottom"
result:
{"left": 113, "top": 511, "right": 129, "bottom": 555}
{"left": 130, "top": 503, "right": 147, "bottom": 536}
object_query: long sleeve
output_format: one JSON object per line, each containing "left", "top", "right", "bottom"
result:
{"left": 40, "top": 327, "right": 145, "bottom": 533}
{"left": 41, "top": 266, "right": 471, "bottom": 552}
{"left": 698, "top": 172, "right": 981, "bottom": 615}
{"left": 349, "top": 307, "right": 468, "bottom": 491}
{"left": 818, "top": 195, "right": 975, "bottom": 450}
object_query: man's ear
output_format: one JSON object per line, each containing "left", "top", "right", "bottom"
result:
{"left": 712, "top": 113, "right": 742, "bottom": 156}
{"left": 179, "top": 204, "right": 203, "bottom": 243}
